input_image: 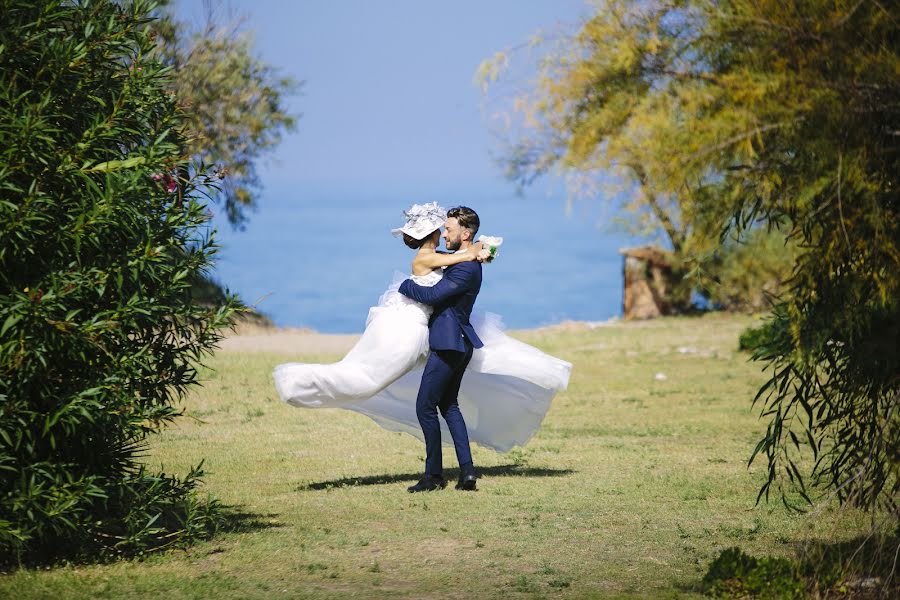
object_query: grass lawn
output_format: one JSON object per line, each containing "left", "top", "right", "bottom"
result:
{"left": 1, "top": 314, "right": 875, "bottom": 598}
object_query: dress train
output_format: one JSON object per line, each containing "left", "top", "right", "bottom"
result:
{"left": 273, "top": 272, "right": 571, "bottom": 452}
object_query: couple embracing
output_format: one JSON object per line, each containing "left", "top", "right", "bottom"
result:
{"left": 273, "top": 203, "right": 571, "bottom": 493}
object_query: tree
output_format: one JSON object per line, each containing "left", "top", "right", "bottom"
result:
{"left": 479, "top": 5, "right": 795, "bottom": 312}
{"left": 485, "top": 1, "right": 898, "bottom": 511}
{"left": 703, "top": 227, "right": 798, "bottom": 313}
{"left": 154, "top": 1, "right": 298, "bottom": 229}
{"left": 0, "top": 0, "right": 239, "bottom": 560}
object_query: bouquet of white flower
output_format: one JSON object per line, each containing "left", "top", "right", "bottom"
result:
{"left": 476, "top": 235, "right": 503, "bottom": 263}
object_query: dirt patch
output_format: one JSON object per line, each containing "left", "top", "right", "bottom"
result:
{"left": 216, "top": 318, "right": 618, "bottom": 356}
{"left": 217, "top": 328, "right": 360, "bottom": 356}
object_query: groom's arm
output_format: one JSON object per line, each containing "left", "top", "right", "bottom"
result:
{"left": 399, "top": 263, "right": 475, "bottom": 306}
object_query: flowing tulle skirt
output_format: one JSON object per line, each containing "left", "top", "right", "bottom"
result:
{"left": 273, "top": 281, "right": 571, "bottom": 452}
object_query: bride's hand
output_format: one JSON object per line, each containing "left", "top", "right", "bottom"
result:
{"left": 467, "top": 241, "right": 485, "bottom": 260}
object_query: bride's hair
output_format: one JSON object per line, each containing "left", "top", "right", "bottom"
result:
{"left": 402, "top": 229, "right": 439, "bottom": 249}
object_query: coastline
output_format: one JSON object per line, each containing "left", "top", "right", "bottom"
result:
{"left": 217, "top": 317, "right": 621, "bottom": 355}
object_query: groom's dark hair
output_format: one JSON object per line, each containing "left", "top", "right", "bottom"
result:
{"left": 448, "top": 206, "right": 479, "bottom": 238}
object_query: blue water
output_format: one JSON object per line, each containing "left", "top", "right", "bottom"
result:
{"left": 207, "top": 182, "right": 642, "bottom": 333}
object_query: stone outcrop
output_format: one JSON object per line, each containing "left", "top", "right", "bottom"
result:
{"left": 620, "top": 246, "right": 679, "bottom": 319}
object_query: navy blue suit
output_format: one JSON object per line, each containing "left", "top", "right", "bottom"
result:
{"left": 399, "top": 260, "right": 483, "bottom": 477}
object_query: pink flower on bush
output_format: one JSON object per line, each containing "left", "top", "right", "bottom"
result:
{"left": 151, "top": 172, "right": 178, "bottom": 193}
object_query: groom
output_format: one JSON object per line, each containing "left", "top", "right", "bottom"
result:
{"left": 399, "top": 206, "right": 483, "bottom": 492}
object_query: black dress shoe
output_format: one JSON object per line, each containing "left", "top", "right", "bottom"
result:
{"left": 455, "top": 472, "right": 478, "bottom": 491}
{"left": 407, "top": 476, "right": 447, "bottom": 493}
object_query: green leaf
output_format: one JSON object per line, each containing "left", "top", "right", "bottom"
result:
{"left": 1, "top": 313, "right": 22, "bottom": 336}
{"left": 82, "top": 156, "right": 147, "bottom": 173}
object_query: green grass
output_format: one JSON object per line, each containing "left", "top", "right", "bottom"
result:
{"left": 0, "top": 314, "right": 875, "bottom": 598}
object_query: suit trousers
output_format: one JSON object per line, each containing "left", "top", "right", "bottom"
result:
{"left": 416, "top": 344, "right": 475, "bottom": 477}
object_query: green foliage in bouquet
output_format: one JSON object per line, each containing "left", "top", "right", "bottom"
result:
{"left": 0, "top": 0, "right": 239, "bottom": 561}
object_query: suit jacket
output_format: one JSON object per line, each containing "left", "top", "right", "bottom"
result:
{"left": 398, "top": 260, "right": 484, "bottom": 351}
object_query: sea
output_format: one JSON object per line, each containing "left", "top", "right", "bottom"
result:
{"left": 206, "top": 182, "right": 644, "bottom": 334}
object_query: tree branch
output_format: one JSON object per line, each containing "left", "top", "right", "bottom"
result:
{"left": 685, "top": 120, "right": 798, "bottom": 163}
{"left": 633, "top": 164, "right": 684, "bottom": 253}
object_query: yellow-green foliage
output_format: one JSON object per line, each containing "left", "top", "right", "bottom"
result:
{"left": 484, "top": 0, "right": 899, "bottom": 512}
{"left": 705, "top": 228, "right": 798, "bottom": 313}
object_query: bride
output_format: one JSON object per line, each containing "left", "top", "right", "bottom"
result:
{"left": 272, "top": 202, "right": 571, "bottom": 452}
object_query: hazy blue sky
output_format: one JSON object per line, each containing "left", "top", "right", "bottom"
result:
{"left": 172, "top": 1, "right": 641, "bottom": 332}
{"left": 176, "top": 0, "right": 590, "bottom": 193}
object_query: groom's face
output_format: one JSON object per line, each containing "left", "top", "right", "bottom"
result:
{"left": 442, "top": 217, "right": 466, "bottom": 251}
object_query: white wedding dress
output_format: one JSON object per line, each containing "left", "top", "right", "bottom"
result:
{"left": 272, "top": 270, "right": 571, "bottom": 452}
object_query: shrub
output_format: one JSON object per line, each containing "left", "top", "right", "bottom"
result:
{"left": 702, "top": 228, "right": 797, "bottom": 314}
{"left": 0, "top": 0, "right": 238, "bottom": 562}
{"left": 702, "top": 547, "right": 804, "bottom": 599}
{"left": 738, "top": 320, "right": 778, "bottom": 353}
{"left": 703, "top": 534, "right": 900, "bottom": 599}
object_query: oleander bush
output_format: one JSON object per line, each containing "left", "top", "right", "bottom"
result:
{"left": 0, "top": 0, "right": 238, "bottom": 562}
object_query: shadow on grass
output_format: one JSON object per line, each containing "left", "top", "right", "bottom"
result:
{"left": 219, "top": 505, "right": 283, "bottom": 534}
{"left": 0, "top": 505, "right": 282, "bottom": 572}
{"left": 300, "top": 463, "right": 576, "bottom": 491}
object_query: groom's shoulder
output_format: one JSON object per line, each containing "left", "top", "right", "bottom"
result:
{"left": 455, "top": 261, "right": 482, "bottom": 282}
{"left": 451, "top": 260, "right": 480, "bottom": 273}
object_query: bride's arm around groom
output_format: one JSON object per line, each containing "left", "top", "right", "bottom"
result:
{"left": 398, "top": 260, "right": 480, "bottom": 306}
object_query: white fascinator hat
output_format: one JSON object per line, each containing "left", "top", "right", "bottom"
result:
{"left": 391, "top": 202, "right": 447, "bottom": 240}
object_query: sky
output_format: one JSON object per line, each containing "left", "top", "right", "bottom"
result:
{"left": 176, "top": 0, "right": 590, "bottom": 192}
{"left": 172, "top": 1, "right": 641, "bottom": 332}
